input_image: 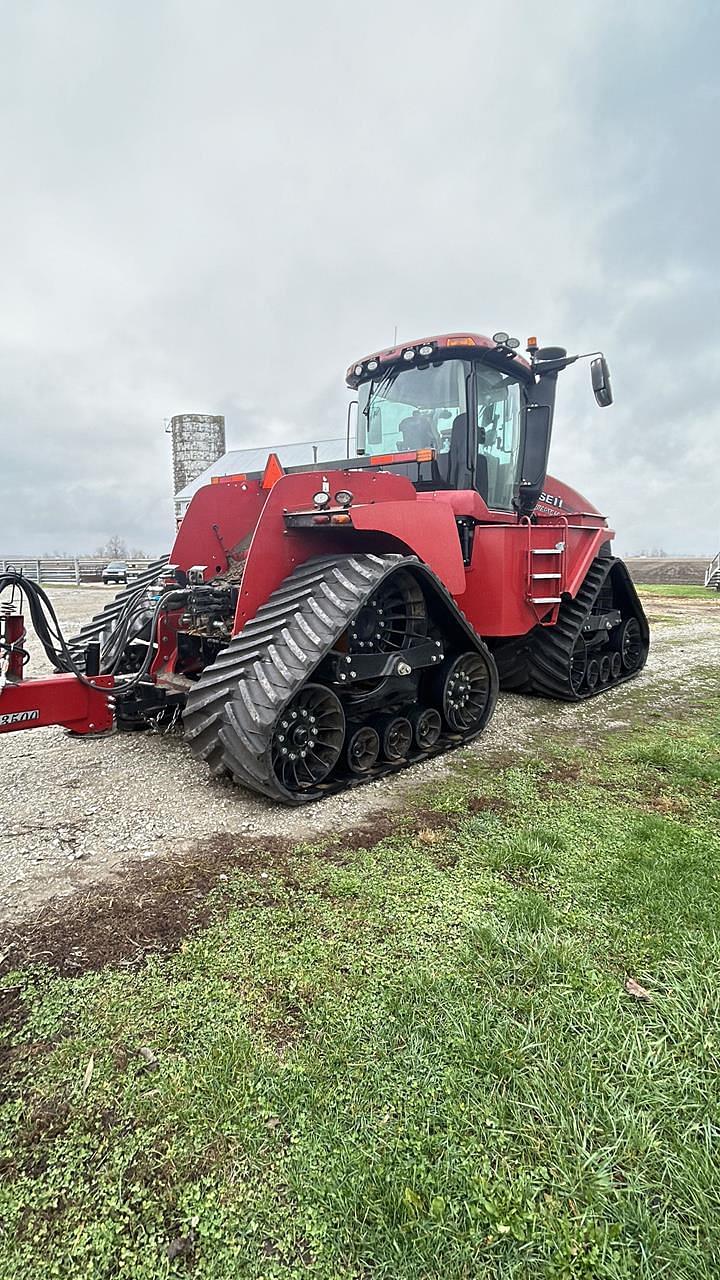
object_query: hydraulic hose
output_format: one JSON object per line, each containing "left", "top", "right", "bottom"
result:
{"left": 0, "top": 572, "right": 189, "bottom": 698}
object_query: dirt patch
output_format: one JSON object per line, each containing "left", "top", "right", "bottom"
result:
{"left": 0, "top": 807, "right": 473, "bottom": 978}
{"left": 643, "top": 794, "right": 692, "bottom": 817}
{"left": 466, "top": 794, "right": 510, "bottom": 815}
{"left": 0, "top": 1095, "right": 72, "bottom": 1179}
{"left": 17, "top": 1096, "right": 72, "bottom": 1155}
{"left": 541, "top": 760, "right": 585, "bottom": 784}
{"left": 257, "top": 996, "right": 306, "bottom": 1058}
{"left": 0, "top": 985, "right": 31, "bottom": 1090}
{"left": 0, "top": 983, "right": 27, "bottom": 1033}
{"left": 0, "top": 797, "right": 518, "bottom": 979}
{"left": 0, "top": 1036, "right": 60, "bottom": 1109}
{"left": 323, "top": 813, "right": 402, "bottom": 852}
{"left": 0, "top": 833, "right": 298, "bottom": 979}
{"left": 263, "top": 1021, "right": 303, "bottom": 1059}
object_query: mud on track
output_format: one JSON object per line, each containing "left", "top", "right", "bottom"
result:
{"left": 1, "top": 587, "right": 719, "bottom": 960}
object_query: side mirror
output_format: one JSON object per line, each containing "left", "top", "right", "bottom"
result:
{"left": 516, "top": 404, "right": 552, "bottom": 516}
{"left": 591, "top": 355, "right": 613, "bottom": 408}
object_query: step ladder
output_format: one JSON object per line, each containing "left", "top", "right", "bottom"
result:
{"left": 706, "top": 552, "right": 720, "bottom": 590}
{"left": 524, "top": 518, "right": 568, "bottom": 619}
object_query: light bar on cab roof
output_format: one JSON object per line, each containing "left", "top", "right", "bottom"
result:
{"left": 346, "top": 334, "right": 502, "bottom": 386}
{"left": 349, "top": 339, "right": 439, "bottom": 382}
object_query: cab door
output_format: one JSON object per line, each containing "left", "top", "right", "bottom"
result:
{"left": 471, "top": 366, "right": 524, "bottom": 511}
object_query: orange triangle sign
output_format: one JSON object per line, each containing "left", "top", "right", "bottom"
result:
{"left": 261, "top": 452, "right": 285, "bottom": 490}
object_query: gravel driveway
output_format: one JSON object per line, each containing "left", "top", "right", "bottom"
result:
{"left": 1, "top": 585, "right": 718, "bottom": 922}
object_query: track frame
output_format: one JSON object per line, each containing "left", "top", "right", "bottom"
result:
{"left": 184, "top": 553, "right": 499, "bottom": 804}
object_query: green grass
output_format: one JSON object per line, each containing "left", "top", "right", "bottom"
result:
{"left": 2, "top": 689, "right": 720, "bottom": 1279}
{"left": 635, "top": 583, "right": 719, "bottom": 599}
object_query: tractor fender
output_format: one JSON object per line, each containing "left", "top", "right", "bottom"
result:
{"left": 171, "top": 478, "right": 266, "bottom": 576}
{"left": 233, "top": 470, "right": 466, "bottom": 634}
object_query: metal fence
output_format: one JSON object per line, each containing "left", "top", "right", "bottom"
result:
{"left": 5, "top": 553, "right": 717, "bottom": 589}
{"left": 0, "top": 557, "right": 155, "bottom": 585}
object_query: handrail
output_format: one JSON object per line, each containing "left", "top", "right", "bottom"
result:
{"left": 521, "top": 514, "right": 568, "bottom": 620}
{"left": 705, "top": 552, "right": 720, "bottom": 587}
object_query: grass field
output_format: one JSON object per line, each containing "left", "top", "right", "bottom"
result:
{"left": 2, "top": 617, "right": 719, "bottom": 1277}
{"left": 635, "top": 583, "right": 719, "bottom": 599}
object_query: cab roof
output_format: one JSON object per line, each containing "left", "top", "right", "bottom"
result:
{"left": 346, "top": 332, "right": 533, "bottom": 389}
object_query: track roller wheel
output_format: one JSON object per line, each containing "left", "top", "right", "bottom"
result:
{"left": 349, "top": 570, "right": 427, "bottom": 654}
{"left": 610, "top": 651, "right": 622, "bottom": 680}
{"left": 570, "top": 634, "right": 588, "bottom": 696}
{"left": 271, "top": 684, "right": 345, "bottom": 794}
{"left": 585, "top": 658, "right": 600, "bottom": 691}
{"left": 599, "top": 653, "right": 612, "bottom": 685}
{"left": 346, "top": 725, "right": 380, "bottom": 775}
{"left": 379, "top": 716, "right": 413, "bottom": 761}
{"left": 439, "top": 651, "right": 493, "bottom": 733}
{"left": 616, "top": 617, "right": 643, "bottom": 672}
{"left": 411, "top": 707, "right": 442, "bottom": 751}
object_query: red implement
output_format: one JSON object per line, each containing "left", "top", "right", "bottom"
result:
{"left": 0, "top": 674, "right": 114, "bottom": 736}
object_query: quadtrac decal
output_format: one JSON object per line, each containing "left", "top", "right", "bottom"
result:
{"left": 0, "top": 709, "right": 40, "bottom": 726}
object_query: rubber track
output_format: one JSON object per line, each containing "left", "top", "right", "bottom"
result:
{"left": 67, "top": 556, "right": 170, "bottom": 668}
{"left": 183, "top": 552, "right": 498, "bottom": 804}
{"left": 495, "top": 556, "right": 649, "bottom": 702}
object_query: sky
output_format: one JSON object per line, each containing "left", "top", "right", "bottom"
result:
{"left": 0, "top": 0, "right": 718, "bottom": 557}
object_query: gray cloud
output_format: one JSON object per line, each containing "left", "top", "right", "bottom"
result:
{"left": 0, "top": 0, "right": 718, "bottom": 555}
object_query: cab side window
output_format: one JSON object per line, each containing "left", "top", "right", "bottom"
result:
{"left": 476, "top": 376, "right": 521, "bottom": 509}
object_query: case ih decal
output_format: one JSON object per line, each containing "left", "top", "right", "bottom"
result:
{"left": 539, "top": 491, "right": 564, "bottom": 509}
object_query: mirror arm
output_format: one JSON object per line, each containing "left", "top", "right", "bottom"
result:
{"left": 531, "top": 353, "right": 579, "bottom": 374}
{"left": 532, "top": 350, "right": 604, "bottom": 374}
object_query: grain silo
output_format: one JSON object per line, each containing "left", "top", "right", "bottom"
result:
{"left": 170, "top": 414, "right": 226, "bottom": 519}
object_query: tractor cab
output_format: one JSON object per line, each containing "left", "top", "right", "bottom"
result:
{"left": 347, "top": 333, "right": 535, "bottom": 513}
{"left": 347, "top": 331, "right": 613, "bottom": 518}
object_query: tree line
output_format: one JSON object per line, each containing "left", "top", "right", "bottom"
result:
{"left": 41, "top": 537, "right": 150, "bottom": 559}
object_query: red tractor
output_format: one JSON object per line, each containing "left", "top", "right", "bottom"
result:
{"left": 0, "top": 331, "right": 649, "bottom": 803}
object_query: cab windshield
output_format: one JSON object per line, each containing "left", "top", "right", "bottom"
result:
{"left": 357, "top": 358, "right": 523, "bottom": 509}
{"left": 358, "top": 360, "right": 468, "bottom": 458}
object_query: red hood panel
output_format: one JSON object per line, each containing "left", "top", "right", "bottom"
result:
{"left": 537, "top": 474, "right": 603, "bottom": 519}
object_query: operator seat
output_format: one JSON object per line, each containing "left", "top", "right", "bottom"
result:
{"left": 447, "top": 413, "right": 488, "bottom": 497}
{"left": 398, "top": 413, "right": 440, "bottom": 452}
